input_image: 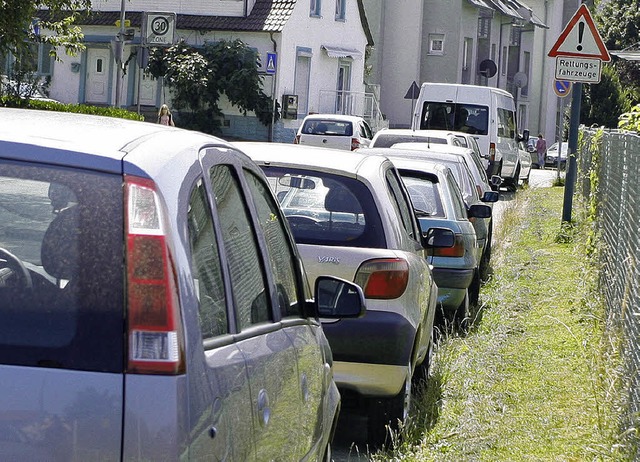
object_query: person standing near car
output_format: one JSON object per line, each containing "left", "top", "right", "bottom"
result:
{"left": 157, "top": 104, "right": 175, "bottom": 126}
{"left": 536, "top": 134, "right": 547, "bottom": 169}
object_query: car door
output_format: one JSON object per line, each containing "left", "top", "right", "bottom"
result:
{"left": 205, "top": 159, "right": 301, "bottom": 461}
{"left": 242, "top": 167, "right": 331, "bottom": 459}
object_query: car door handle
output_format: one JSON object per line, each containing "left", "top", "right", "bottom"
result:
{"left": 257, "top": 389, "right": 271, "bottom": 427}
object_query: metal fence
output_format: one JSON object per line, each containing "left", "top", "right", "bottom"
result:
{"left": 578, "top": 128, "right": 640, "bottom": 457}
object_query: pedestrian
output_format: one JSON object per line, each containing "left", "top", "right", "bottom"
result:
{"left": 535, "top": 133, "right": 547, "bottom": 169}
{"left": 157, "top": 104, "right": 175, "bottom": 126}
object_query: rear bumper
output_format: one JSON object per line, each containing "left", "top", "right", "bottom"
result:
{"left": 432, "top": 267, "right": 475, "bottom": 290}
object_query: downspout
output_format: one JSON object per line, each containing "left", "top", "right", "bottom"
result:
{"left": 269, "top": 32, "right": 277, "bottom": 142}
{"left": 537, "top": 0, "right": 548, "bottom": 134}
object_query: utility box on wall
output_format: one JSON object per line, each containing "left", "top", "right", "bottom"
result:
{"left": 282, "top": 94, "right": 298, "bottom": 119}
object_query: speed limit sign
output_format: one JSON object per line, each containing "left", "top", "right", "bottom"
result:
{"left": 143, "top": 12, "right": 176, "bottom": 46}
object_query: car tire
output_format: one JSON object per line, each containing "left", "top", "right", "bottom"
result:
{"left": 480, "top": 223, "right": 492, "bottom": 281}
{"left": 411, "top": 332, "right": 433, "bottom": 391}
{"left": 367, "top": 365, "right": 411, "bottom": 447}
{"left": 454, "top": 290, "right": 470, "bottom": 333}
{"left": 468, "top": 269, "right": 481, "bottom": 307}
{"left": 505, "top": 165, "right": 520, "bottom": 191}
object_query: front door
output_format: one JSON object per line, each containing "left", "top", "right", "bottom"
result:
{"left": 85, "top": 48, "right": 110, "bottom": 105}
{"left": 138, "top": 71, "right": 157, "bottom": 107}
{"left": 336, "top": 59, "right": 351, "bottom": 114}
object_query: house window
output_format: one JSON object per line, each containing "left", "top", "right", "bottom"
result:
{"left": 294, "top": 48, "right": 312, "bottom": 116}
{"left": 5, "top": 43, "right": 53, "bottom": 77}
{"left": 478, "top": 16, "right": 491, "bottom": 39}
{"left": 461, "top": 37, "right": 473, "bottom": 84}
{"left": 335, "top": 0, "right": 346, "bottom": 20}
{"left": 501, "top": 46, "right": 507, "bottom": 75}
{"left": 521, "top": 51, "right": 530, "bottom": 96}
{"left": 428, "top": 34, "right": 445, "bottom": 55}
{"left": 310, "top": 0, "right": 321, "bottom": 17}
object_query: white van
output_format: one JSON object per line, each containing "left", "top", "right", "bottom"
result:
{"left": 411, "top": 83, "right": 528, "bottom": 190}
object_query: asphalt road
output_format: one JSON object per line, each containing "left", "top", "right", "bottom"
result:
{"left": 330, "top": 167, "right": 559, "bottom": 461}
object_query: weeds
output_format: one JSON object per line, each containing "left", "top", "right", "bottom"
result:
{"left": 370, "top": 186, "right": 629, "bottom": 461}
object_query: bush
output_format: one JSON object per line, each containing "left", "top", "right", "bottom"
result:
{"left": 0, "top": 96, "right": 144, "bottom": 121}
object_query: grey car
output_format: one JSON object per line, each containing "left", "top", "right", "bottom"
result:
{"left": 235, "top": 142, "right": 454, "bottom": 446}
{"left": 0, "top": 108, "right": 365, "bottom": 461}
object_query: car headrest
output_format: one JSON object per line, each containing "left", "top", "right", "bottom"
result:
{"left": 41, "top": 206, "right": 80, "bottom": 280}
{"left": 324, "top": 186, "right": 363, "bottom": 214}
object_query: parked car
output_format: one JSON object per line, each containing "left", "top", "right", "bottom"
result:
{"left": 518, "top": 140, "right": 532, "bottom": 186}
{"left": 235, "top": 142, "right": 454, "bottom": 446}
{"left": 0, "top": 108, "right": 366, "bottom": 461}
{"left": 545, "top": 142, "right": 569, "bottom": 169}
{"left": 388, "top": 157, "right": 490, "bottom": 327}
{"left": 369, "top": 128, "right": 451, "bottom": 148}
{"left": 364, "top": 146, "right": 497, "bottom": 280}
{"left": 294, "top": 114, "right": 374, "bottom": 151}
{"left": 0, "top": 77, "right": 58, "bottom": 103}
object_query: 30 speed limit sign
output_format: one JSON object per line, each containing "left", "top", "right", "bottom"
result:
{"left": 143, "top": 12, "right": 176, "bottom": 46}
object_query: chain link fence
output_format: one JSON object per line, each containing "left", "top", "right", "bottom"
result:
{"left": 578, "top": 128, "right": 640, "bottom": 457}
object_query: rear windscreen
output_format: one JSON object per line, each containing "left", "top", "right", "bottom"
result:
{"left": 301, "top": 120, "right": 353, "bottom": 137}
{"left": 419, "top": 102, "right": 489, "bottom": 135}
{"left": 260, "top": 166, "right": 385, "bottom": 249}
{"left": 0, "top": 161, "right": 124, "bottom": 372}
{"left": 372, "top": 135, "right": 448, "bottom": 148}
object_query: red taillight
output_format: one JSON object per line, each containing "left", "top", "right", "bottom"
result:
{"left": 351, "top": 138, "right": 360, "bottom": 151}
{"left": 355, "top": 258, "right": 409, "bottom": 299}
{"left": 432, "top": 234, "right": 465, "bottom": 257}
{"left": 476, "top": 184, "right": 484, "bottom": 198}
{"left": 294, "top": 135, "right": 301, "bottom": 144}
{"left": 125, "top": 176, "right": 184, "bottom": 375}
{"left": 489, "top": 142, "right": 496, "bottom": 162}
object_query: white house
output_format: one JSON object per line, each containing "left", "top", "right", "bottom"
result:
{"left": 31, "top": 0, "right": 373, "bottom": 142}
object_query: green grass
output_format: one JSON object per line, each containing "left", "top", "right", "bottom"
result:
{"left": 371, "top": 186, "right": 630, "bottom": 461}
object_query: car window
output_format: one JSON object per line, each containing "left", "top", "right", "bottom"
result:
{"left": 445, "top": 173, "right": 468, "bottom": 220}
{"left": 243, "top": 168, "right": 303, "bottom": 319}
{"left": 373, "top": 134, "right": 448, "bottom": 148}
{"left": 362, "top": 121, "right": 373, "bottom": 139}
{"left": 209, "top": 165, "right": 271, "bottom": 330}
{"left": 385, "top": 169, "right": 418, "bottom": 240}
{"left": 401, "top": 175, "right": 445, "bottom": 218}
{"left": 260, "top": 166, "right": 386, "bottom": 249}
{"left": 497, "top": 108, "right": 516, "bottom": 139}
{"left": 0, "top": 163, "right": 124, "bottom": 372}
{"left": 302, "top": 119, "right": 353, "bottom": 136}
{"left": 188, "top": 179, "right": 229, "bottom": 339}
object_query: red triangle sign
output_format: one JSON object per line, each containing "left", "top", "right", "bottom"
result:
{"left": 548, "top": 4, "right": 611, "bottom": 61}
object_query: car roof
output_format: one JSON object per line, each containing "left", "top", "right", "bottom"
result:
{"left": 363, "top": 146, "right": 466, "bottom": 162}
{"left": 385, "top": 157, "right": 449, "bottom": 177}
{"left": 391, "top": 142, "right": 474, "bottom": 156}
{"left": 0, "top": 108, "right": 230, "bottom": 174}
{"left": 234, "top": 142, "right": 383, "bottom": 174}
{"left": 300, "top": 114, "right": 366, "bottom": 123}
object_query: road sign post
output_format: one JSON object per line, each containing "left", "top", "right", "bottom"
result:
{"left": 548, "top": 4, "right": 610, "bottom": 223}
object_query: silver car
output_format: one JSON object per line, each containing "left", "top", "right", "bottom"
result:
{"left": 0, "top": 108, "right": 365, "bottom": 461}
{"left": 389, "top": 157, "right": 491, "bottom": 327}
{"left": 235, "top": 142, "right": 453, "bottom": 446}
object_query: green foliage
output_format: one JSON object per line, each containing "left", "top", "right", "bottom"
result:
{"left": 580, "top": 64, "right": 630, "bottom": 128}
{"left": 0, "top": 96, "right": 144, "bottom": 121}
{"left": 0, "top": 0, "right": 89, "bottom": 58}
{"left": 618, "top": 104, "right": 640, "bottom": 131}
{"left": 146, "top": 39, "right": 279, "bottom": 134}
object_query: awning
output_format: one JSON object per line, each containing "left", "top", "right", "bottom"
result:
{"left": 321, "top": 45, "right": 363, "bottom": 59}
{"left": 468, "top": 0, "right": 547, "bottom": 28}
{"left": 466, "top": 0, "right": 495, "bottom": 10}
{"left": 611, "top": 51, "right": 640, "bottom": 61}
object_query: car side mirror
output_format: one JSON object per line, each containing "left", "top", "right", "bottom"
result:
{"left": 422, "top": 227, "right": 455, "bottom": 248}
{"left": 489, "top": 176, "right": 502, "bottom": 189}
{"left": 468, "top": 203, "right": 492, "bottom": 219}
{"left": 482, "top": 190, "right": 499, "bottom": 203}
{"left": 315, "top": 276, "right": 366, "bottom": 318}
{"left": 519, "top": 129, "right": 530, "bottom": 142}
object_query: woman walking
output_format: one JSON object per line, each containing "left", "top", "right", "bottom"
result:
{"left": 535, "top": 134, "right": 547, "bottom": 169}
{"left": 157, "top": 104, "right": 175, "bottom": 126}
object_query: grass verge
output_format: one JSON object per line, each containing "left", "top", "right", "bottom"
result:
{"left": 372, "top": 185, "right": 630, "bottom": 461}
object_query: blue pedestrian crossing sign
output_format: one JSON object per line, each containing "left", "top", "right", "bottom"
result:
{"left": 266, "top": 52, "right": 277, "bottom": 75}
{"left": 554, "top": 80, "right": 572, "bottom": 97}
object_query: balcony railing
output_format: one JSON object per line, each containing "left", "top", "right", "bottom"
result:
{"left": 317, "top": 88, "right": 388, "bottom": 133}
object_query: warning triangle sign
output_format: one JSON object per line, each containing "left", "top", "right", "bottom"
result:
{"left": 548, "top": 4, "right": 610, "bottom": 61}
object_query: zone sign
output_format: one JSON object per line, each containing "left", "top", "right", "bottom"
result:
{"left": 143, "top": 12, "right": 176, "bottom": 46}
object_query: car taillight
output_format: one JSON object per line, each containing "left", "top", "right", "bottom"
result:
{"left": 125, "top": 176, "right": 185, "bottom": 375}
{"left": 294, "top": 135, "right": 301, "bottom": 144}
{"left": 351, "top": 138, "right": 360, "bottom": 151}
{"left": 489, "top": 142, "right": 496, "bottom": 162}
{"left": 476, "top": 184, "right": 484, "bottom": 198}
{"left": 355, "top": 258, "right": 409, "bottom": 299}
{"left": 432, "top": 234, "right": 465, "bottom": 257}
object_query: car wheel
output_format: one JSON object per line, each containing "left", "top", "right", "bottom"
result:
{"left": 468, "top": 269, "right": 481, "bottom": 307}
{"left": 479, "top": 225, "right": 492, "bottom": 281}
{"left": 367, "top": 365, "right": 411, "bottom": 447}
{"left": 411, "top": 332, "right": 433, "bottom": 391}
{"left": 454, "top": 290, "right": 470, "bottom": 333}
{"left": 506, "top": 165, "right": 520, "bottom": 191}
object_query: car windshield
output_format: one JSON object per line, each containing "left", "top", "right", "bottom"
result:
{"left": 419, "top": 102, "right": 489, "bottom": 135}
{"left": 260, "top": 166, "right": 386, "bottom": 248}
{"left": 0, "top": 162, "right": 125, "bottom": 372}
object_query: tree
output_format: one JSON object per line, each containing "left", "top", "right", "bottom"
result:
{"left": 580, "top": 64, "right": 631, "bottom": 128}
{"left": 0, "top": 0, "right": 89, "bottom": 57}
{"left": 147, "top": 39, "right": 279, "bottom": 134}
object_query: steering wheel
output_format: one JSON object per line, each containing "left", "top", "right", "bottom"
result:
{"left": 286, "top": 215, "right": 321, "bottom": 227}
{"left": 0, "top": 247, "right": 33, "bottom": 288}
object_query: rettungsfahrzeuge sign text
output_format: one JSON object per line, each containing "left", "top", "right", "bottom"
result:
{"left": 554, "top": 56, "right": 602, "bottom": 83}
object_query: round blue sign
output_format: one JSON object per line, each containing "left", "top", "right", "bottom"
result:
{"left": 554, "top": 80, "right": 572, "bottom": 97}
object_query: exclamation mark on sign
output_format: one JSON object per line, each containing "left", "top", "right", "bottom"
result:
{"left": 577, "top": 21, "right": 585, "bottom": 51}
